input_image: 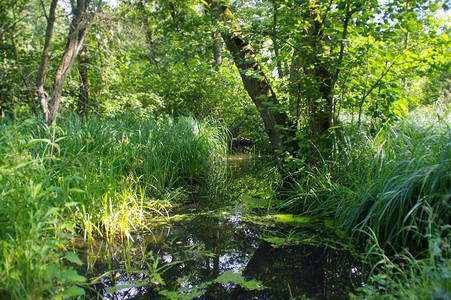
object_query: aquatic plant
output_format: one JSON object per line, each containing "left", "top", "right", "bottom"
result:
{"left": 159, "top": 270, "right": 263, "bottom": 299}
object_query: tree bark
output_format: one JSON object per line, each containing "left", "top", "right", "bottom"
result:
{"left": 212, "top": 32, "right": 222, "bottom": 66}
{"left": 77, "top": 47, "right": 89, "bottom": 117}
{"left": 47, "top": 0, "right": 92, "bottom": 122}
{"left": 271, "top": 0, "right": 284, "bottom": 79}
{"left": 36, "top": 0, "right": 58, "bottom": 121}
{"left": 36, "top": 0, "right": 95, "bottom": 122}
{"left": 205, "top": 0, "right": 289, "bottom": 157}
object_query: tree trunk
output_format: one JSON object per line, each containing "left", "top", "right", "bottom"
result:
{"left": 306, "top": 66, "right": 334, "bottom": 148}
{"left": 138, "top": 0, "right": 160, "bottom": 70}
{"left": 36, "top": 0, "right": 95, "bottom": 122}
{"left": 271, "top": 1, "right": 284, "bottom": 79}
{"left": 36, "top": 0, "right": 58, "bottom": 121}
{"left": 212, "top": 32, "right": 222, "bottom": 66}
{"left": 168, "top": 2, "right": 180, "bottom": 32}
{"left": 205, "top": 0, "right": 289, "bottom": 157}
{"left": 77, "top": 47, "right": 89, "bottom": 117}
{"left": 47, "top": 0, "right": 92, "bottom": 122}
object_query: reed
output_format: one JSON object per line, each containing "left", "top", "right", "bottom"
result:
{"left": 335, "top": 112, "right": 450, "bottom": 253}
{"left": 281, "top": 108, "right": 450, "bottom": 253}
{"left": 0, "top": 112, "right": 228, "bottom": 298}
{"left": 279, "top": 107, "right": 450, "bottom": 297}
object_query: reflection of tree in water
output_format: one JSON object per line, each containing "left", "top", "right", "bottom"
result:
{"left": 151, "top": 215, "right": 263, "bottom": 297}
{"left": 239, "top": 240, "right": 365, "bottom": 299}
{"left": 82, "top": 214, "right": 364, "bottom": 299}
{"left": 81, "top": 155, "right": 365, "bottom": 299}
{"left": 156, "top": 216, "right": 364, "bottom": 299}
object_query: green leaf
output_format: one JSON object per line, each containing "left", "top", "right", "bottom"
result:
{"left": 105, "top": 285, "right": 134, "bottom": 293}
{"left": 62, "top": 269, "right": 86, "bottom": 283}
{"left": 63, "top": 285, "right": 85, "bottom": 299}
{"left": 68, "top": 188, "right": 86, "bottom": 194}
{"left": 64, "top": 251, "right": 84, "bottom": 266}
{"left": 64, "top": 201, "right": 80, "bottom": 207}
{"left": 46, "top": 264, "right": 61, "bottom": 279}
{"left": 45, "top": 207, "right": 60, "bottom": 217}
{"left": 213, "top": 271, "right": 263, "bottom": 291}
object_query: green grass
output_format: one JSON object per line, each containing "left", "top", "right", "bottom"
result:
{"left": 336, "top": 111, "right": 450, "bottom": 253}
{"left": 355, "top": 225, "right": 450, "bottom": 299}
{"left": 277, "top": 106, "right": 451, "bottom": 298}
{"left": 0, "top": 112, "right": 228, "bottom": 298}
{"left": 280, "top": 108, "right": 450, "bottom": 251}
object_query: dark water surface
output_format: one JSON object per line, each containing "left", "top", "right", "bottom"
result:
{"left": 81, "top": 155, "right": 367, "bottom": 299}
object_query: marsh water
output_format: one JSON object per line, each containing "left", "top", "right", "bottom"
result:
{"left": 80, "top": 155, "right": 367, "bottom": 299}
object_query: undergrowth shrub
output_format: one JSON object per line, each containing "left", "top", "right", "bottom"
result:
{"left": 355, "top": 224, "right": 450, "bottom": 299}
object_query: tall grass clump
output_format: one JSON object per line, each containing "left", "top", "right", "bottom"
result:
{"left": 35, "top": 113, "right": 228, "bottom": 239}
{"left": 0, "top": 121, "right": 87, "bottom": 299}
{"left": 279, "top": 107, "right": 450, "bottom": 297}
{"left": 282, "top": 108, "right": 450, "bottom": 252}
{"left": 0, "top": 112, "right": 228, "bottom": 298}
{"left": 335, "top": 112, "right": 450, "bottom": 253}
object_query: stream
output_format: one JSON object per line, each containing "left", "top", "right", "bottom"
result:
{"left": 79, "top": 155, "right": 367, "bottom": 299}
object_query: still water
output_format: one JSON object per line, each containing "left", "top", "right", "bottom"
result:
{"left": 80, "top": 155, "right": 367, "bottom": 299}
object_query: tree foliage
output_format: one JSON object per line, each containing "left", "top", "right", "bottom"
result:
{"left": 0, "top": 0, "right": 449, "bottom": 155}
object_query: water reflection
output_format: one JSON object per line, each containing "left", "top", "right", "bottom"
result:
{"left": 82, "top": 213, "right": 365, "bottom": 299}
{"left": 80, "top": 155, "right": 366, "bottom": 299}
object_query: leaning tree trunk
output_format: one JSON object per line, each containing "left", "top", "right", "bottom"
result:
{"left": 37, "top": 0, "right": 94, "bottom": 122}
{"left": 47, "top": 0, "right": 92, "bottom": 122}
{"left": 206, "top": 0, "right": 290, "bottom": 157}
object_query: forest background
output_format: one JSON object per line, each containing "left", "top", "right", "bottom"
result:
{"left": 0, "top": 0, "right": 450, "bottom": 298}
